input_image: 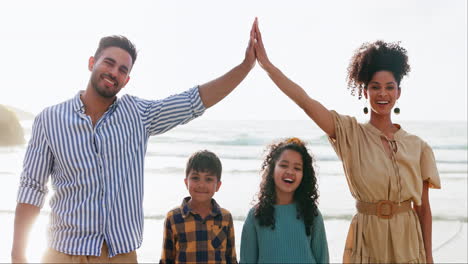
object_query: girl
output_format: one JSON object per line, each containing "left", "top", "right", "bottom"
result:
{"left": 240, "top": 137, "right": 329, "bottom": 263}
{"left": 253, "top": 19, "right": 440, "bottom": 263}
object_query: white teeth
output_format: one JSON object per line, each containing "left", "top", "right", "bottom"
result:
{"left": 283, "top": 178, "right": 293, "bottom": 183}
{"left": 104, "top": 78, "right": 115, "bottom": 85}
{"left": 377, "top": 101, "right": 389, "bottom": 104}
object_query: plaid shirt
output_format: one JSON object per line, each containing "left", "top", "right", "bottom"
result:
{"left": 160, "top": 197, "right": 237, "bottom": 264}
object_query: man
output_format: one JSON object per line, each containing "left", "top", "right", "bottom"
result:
{"left": 11, "top": 21, "right": 256, "bottom": 263}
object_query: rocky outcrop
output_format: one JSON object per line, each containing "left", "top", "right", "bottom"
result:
{"left": 0, "top": 104, "right": 25, "bottom": 146}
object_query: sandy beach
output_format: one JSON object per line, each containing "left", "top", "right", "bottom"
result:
{"left": 1, "top": 212, "right": 466, "bottom": 263}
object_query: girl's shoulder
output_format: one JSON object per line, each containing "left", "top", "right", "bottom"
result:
{"left": 312, "top": 208, "right": 327, "bottom": 229}
{"left": 314, "top": 208, "right": 324, "bottom": 220}
{"left": 241, "top": 207, "right": 258, "bottom": 227}
{"left": 247, "top": 206, "right": 256, "bottom": 217}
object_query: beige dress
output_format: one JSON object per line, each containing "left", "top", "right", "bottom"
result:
{"left": 328, "top": 111, "right": 441, "bottom": 263}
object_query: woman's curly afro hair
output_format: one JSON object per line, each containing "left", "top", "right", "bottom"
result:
{"left": 346, "top": 40, "right": 410, "bottom": 99}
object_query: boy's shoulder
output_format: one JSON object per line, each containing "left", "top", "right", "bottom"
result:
{"left": 218, "top": 206, "right": 233, "bottom": 219}
{"left": 211, "top": 199, "right": 233, "bottom": 218}
{"left": 164, "top": 205, "right": 185, "bottom": 222}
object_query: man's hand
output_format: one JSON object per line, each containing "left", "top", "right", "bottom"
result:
{"left": 241, "top": 19, "right": 257, "bottom": 71}
{"left": 11, "top": 203, "right": 41, "bottom": 264}
{"left": 11, "top": 254, "right": 27, "bottom": 264}
{"left": 198, "top": 18, "right": 259, "bottom": 108}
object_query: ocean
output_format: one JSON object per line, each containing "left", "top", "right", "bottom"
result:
{"left": 1, "top": 118, "right": 467, "bottom": 262}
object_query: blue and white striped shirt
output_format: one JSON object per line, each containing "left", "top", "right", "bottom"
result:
{"left": 17, "top": 86, "right": 205, "bottom": 257}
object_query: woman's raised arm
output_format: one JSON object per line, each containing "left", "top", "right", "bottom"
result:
{"left": 254, "top": 19, "right": 336, "bottom": 138}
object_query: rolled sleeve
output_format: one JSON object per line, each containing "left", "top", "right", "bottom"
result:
{"left": 327, "top": 110, "right": 359, "bottom": 161}
{"left": 17, "top": 113, "right": 53, "bottom": 208}
{"left": 135, "top": 86, "right": 206, "bottom": 136}
{"left": 420, "top": 142, "right": 441, "bottom": 189}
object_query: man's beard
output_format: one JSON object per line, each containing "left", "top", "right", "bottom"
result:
{"left": 91, "top": 74, "right": 119, "bottom": 98}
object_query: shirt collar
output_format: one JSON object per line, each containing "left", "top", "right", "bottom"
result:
{"left": 73, "top": 90, "right": 120, "bottom": 114}
{"left": 73, "top": 91, "right": 86, "bottom": 113}
{"left": 180, "top": 196, "right": 222, "bottom": 218}
{"left": 364, "top": 121, "right": 405, "bottom": 140}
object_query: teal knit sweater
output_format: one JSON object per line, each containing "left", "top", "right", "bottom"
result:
{"left": 240, "top": 203, "right": 329, "bottom": 263}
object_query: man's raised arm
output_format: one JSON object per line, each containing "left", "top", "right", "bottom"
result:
{"left": 198, "top": 20, "right": 256, "bottom": 108}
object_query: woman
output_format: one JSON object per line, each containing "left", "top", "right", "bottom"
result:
{"left": 252, "top": 19, "right": 440, "bottom": 263}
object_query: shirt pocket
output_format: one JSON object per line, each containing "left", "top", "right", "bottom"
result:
{"left": 209, "top": 224, "right": 228, "bottom": 250}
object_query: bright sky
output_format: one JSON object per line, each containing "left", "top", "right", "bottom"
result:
{"left": 1, "top": 0, "right": 466, "bottom": 121}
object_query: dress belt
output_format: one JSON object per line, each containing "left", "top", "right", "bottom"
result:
{"left": 356, "top": 200, "right": 412, "bottom": 219}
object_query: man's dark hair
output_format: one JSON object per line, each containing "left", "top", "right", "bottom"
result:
{"left": 94, "top": 35, "right": 138, "bottom": 66}
{"left": 185, "top": 150, "right": 222, "bottom": 181}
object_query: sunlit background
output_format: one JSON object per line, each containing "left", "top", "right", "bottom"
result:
{"left": 0, "top": 0, "right": 466, "bottom": 121}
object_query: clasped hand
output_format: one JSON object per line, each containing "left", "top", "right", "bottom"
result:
{"left": 242, "top": 18, "right": 273, "bottom": 72}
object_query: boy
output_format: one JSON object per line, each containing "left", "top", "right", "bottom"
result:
{"left": 160, "top": 150, "right": 237, "bottom": 264}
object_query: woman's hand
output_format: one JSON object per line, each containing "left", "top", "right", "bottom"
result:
{"left": 250, "top": 18, "right": 335, "bottom": 138}
{"left": 253, "top": 18, "right": 273, "bottom": 71}
{"left": 414, "top": 181, "right": 433, "bottom": 263}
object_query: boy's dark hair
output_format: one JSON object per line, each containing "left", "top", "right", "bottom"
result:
{"left": 185, "top": 150, "right": 222, "bottom": 181}
{"left": 347, "top": 40, "right": 410, "bottom": 99}
{"left": 94, "top": 35, "right": 138, "bottom": 66}
{"left": 255, "top": 137, "right": 319, "bottom": 236}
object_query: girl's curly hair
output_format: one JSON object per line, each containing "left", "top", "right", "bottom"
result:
{"left": 254, "top": 137, "right": 319, "bottom": 236}
{"left": 347, "top": 40, "right": 411, "bottom": 99}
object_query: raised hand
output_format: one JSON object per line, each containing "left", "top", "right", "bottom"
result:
{"left": 242, "top": 19, "right": 257, "bottom": 70}
{"left": 250, "top": 18, "right": 335, "bottom": 138}
{"left": 253, "top": 18, "right": 273, "bottom": 70}
{"left": 197, "top": 18, "right": 259, "bottom": 108}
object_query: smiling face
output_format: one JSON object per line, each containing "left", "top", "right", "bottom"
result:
{"left": 273, "top": 149, "right": 304, "bottom": 203}
{"left": 88, "top": 46, "right": 132, "bottom": 98}
{"left": 364, "top": 70, "right": 401, "bottom": 116}
{"left": 184, "top": 170, "right": 221, "bottom": 205}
